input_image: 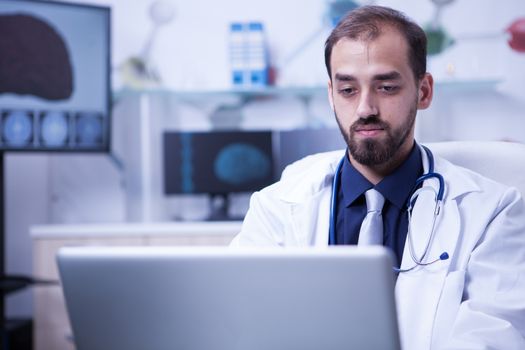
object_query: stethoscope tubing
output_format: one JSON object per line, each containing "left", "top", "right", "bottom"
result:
{"left": 328, "top": 145, "right": 447, "bottom": 272}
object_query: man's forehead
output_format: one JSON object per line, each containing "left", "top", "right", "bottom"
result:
{"left": 330, "top": 29, "right": 412, "bottom": 77}
{"left": 332, "top": 26, "right": 409, "bottom": 54}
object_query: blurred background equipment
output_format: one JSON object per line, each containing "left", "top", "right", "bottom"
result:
{"left": 0, "top": 0, "right": 111, "bottom": 152}
{"left": 425, "top": 0, "right": 455, "bottom": 55}
{"left": 0, "top": 0, "right": 111, "bottom": 348}
{"left": 425, "top": 0, "right": 525, "bottom": 55}
{"left": 118, "top": 0, "right": 176, "bottom": 88}
{"left": 229, "top": 22, "right": 271, "bottom": 87}
{"left": 276, "top": 128, "right": 346, "bottom": 176}
{"left": 276, "top": 0, "right": 364, "bottom": 76}
{"left": 163, "top": 130, "right": 274, "bottom": 220}
{"left": 507, "top": 18, "right": 525, "bottom": 53}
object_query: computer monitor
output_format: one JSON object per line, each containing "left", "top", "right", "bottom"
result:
{"left": 0, "top": 0, "right": 110, "bottom": 152}
{"left": 163, "top": 130, "right": 275, "bottom": 219}
{"left": 276, "top": 128, "right": 346, "bottom": 176}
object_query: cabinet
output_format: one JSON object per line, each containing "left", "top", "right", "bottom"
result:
{"left": 31, "top": 222, "right": 240, "bottom": 350}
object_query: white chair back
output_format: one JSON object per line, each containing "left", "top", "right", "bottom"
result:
{"left": 426, "top": 141, "right": 525, "bottom": 197}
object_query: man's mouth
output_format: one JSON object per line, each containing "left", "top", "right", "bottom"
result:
{"left": 354, "top": 125, "right": 385, "bottom": 136}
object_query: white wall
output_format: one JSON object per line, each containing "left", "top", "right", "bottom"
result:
{"left": 6, "top": 0, "right": 525, "bottom": 317}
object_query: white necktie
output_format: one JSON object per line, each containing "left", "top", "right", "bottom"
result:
{"left": 358, "top": 188, "right": 385, "bottom": 246}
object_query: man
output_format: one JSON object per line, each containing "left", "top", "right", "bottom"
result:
{"left": 231, "top": 5, "right": 525, "bottom": 350}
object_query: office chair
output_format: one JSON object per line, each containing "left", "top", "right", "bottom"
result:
{"left": 426, "top": 141, "right": 525, "bottom": 196}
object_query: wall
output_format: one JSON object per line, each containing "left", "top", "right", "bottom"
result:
{"left": 5, "top": 0, "right": 525, "bottom": 317}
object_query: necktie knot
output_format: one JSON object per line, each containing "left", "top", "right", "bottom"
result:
{"left": 365, "top": 188, "right": 385, "bottom": 213}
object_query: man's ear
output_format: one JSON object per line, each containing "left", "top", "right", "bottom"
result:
{"left": 417, "top": 73, "right": 434, "bottom": 110}
{"left": 328, "top": 79, "right": 335, "bottom": 111}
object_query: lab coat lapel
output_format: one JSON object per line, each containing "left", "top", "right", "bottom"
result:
{"left": 396, "top": 147, "right": 463, "bottom": 350}
{"left": 396, "top": 187, "right": 461, "bottom": 350}
{"left": 398, "top": 183, "right": 461, "bottom": 273}
{"left": 398, "top": 146, "right": 463, "bottom": 272}
{"left": 289, "top": 188, "right": 332, "bottom": 246}
{"left": 284, "top": 151, "right": 342, "bottom": 247}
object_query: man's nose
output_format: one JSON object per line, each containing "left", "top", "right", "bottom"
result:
{"left": 356, "top": 91, "right": 378, "bottom": 119}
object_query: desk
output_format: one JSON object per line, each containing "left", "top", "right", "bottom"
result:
{"left": 31, "top": 221, "right": 240, "bottom": 350}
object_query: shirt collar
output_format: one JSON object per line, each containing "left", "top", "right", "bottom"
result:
{"left": 340, "top": 143, "right": 422, "bottom": 209}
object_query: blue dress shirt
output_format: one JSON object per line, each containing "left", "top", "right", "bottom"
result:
{"left": 333, "top": 144, "right": 423, "bottom": 266}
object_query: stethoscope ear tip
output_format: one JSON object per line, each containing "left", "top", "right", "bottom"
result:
{"left": 440, "top": 252, "right": 449, "bottom": 260}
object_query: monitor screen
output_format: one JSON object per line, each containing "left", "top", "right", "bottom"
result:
{"left": 276, "top": 128, "right": 346, "bottom": 176}
{"left": 0, "top": 0, "right": 110, "bottom": 152}
{"left": 163, "top": 131, "right": 275, "bottom": 195}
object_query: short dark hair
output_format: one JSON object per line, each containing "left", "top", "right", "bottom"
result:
{"left": 324, "top": 5, "right": 427, "bottom": 82}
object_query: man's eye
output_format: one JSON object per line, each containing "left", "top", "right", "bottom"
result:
{"left": 339, "top": 87, "right": 356, "bottom": 96}
{"left": 379, "top": 85, "right": 398, "bottom": 93}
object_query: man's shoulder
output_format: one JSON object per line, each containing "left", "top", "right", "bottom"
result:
{"left": 280, "top": 150, "right": 345, "bottom": 179}
{"left": 262, "top": 150, "right": 345, "bottom": 202}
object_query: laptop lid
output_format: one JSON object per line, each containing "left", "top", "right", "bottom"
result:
{"left": 57, "top": 246, "right": 400, "bottom": 350}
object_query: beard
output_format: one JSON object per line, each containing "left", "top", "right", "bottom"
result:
{"left": 335, "top": 102, "right": 417, "bottom": 166}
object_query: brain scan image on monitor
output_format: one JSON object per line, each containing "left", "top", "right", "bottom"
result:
{"left": 163, "top": 130, "right": 275, "bottom": 220}
{"left": 0, "top": 14, "right": 73, "bottom": 100}
{"left": 75, "top": 112, "right": 103, "bottom": 147}
{"left": 40, "top": 111, "right": 69, "bottom": 147}
{"left": 214, "top": 143, "right": 272, "bottom": 186}
{"left": 2, "top": 110, "right": 33, "bottom": 147}
{"left": 163, "top": 130, "right": 275, "bottom": 195}
{"left": 0, "top": 0, "right": 110, "bottom": 152}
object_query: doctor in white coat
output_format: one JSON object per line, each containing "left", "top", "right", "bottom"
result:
{"left": 231, "top": 5, "right": 525, "bottom": 350}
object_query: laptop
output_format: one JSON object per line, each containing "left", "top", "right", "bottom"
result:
{"left": 57, "top": 246, "right": 401, "bottom": 350}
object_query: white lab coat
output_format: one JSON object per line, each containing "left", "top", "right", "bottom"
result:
{"left": 231, "top": 146, "right": 525, "bottom": 350}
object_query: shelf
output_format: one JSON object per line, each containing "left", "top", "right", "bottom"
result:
{"left": 434, "top": 79, "right": 502, "bottom": 92}
{"left": 113, "top": 85, "right": 327, "bottom": 105}
{"left": 114, "top": 79, "right": 501, "bottom": 103}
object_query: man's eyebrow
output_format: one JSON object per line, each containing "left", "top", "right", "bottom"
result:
{"left": 333, "top": 71, "right": 402, "bottom": 82}
{"left": 373, "top": 71, "right": 402, "bottom": 81}
{"left": 334, "top": 73, "right": 356, "bottom": 82}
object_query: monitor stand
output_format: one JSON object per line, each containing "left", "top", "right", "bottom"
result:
{"left": 207, "top": 194, "right": 242, "bottom": 221}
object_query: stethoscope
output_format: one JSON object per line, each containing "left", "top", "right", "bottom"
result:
{"left": 329, "top": 145, "right": 449, "bottom": 273}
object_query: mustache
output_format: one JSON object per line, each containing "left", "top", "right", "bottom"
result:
{"left": 350, "top": 116, "right": 390, "bottom": 131}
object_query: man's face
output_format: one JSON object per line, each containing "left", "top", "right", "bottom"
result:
{"left": 328, "top": 28, "right": 432, "bottom": 167}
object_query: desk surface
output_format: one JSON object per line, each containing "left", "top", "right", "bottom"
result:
{"left": 30, "top": 221, "right": 243, "bottom": 239}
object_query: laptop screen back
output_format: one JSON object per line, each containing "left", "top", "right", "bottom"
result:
{"left": 57, "top": 246, "right": 400, "bottom": 350}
